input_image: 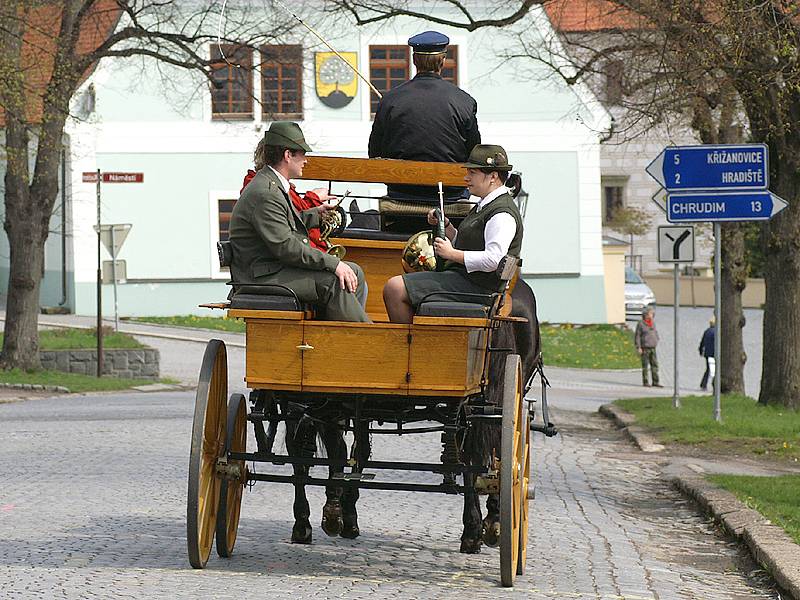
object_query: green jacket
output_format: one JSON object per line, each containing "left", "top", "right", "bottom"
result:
{"left": 229, "top": 167, "right": 339, "bottom": 299}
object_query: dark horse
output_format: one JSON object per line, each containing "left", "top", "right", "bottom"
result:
{"left": 282, "top": 279, "right": 540, "bottom": 550}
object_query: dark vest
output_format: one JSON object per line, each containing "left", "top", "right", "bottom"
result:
{"left": 444, "top": 192, "right": 523, "bottom": 290}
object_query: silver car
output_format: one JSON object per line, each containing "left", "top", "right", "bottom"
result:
{"left": 625, "top": 267, "right": 656, "bottom": 319}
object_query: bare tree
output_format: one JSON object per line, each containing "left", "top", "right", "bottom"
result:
{"left": 0, "top": 0, "right": 295, "bottom": 370}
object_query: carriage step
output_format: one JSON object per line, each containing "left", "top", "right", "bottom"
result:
{"left": 332, "top": 473, "right": 376, "bottom": 481}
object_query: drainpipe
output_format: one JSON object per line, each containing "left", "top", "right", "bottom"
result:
{"left": 58, "top": 147, "right": 67, "bottom": 306}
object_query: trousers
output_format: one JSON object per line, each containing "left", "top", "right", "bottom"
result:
{"left": 641, "top": 348, "right": 659, "bottom": 385}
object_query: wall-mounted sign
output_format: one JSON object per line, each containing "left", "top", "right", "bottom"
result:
{"left": 315, "top": 52, "right": 357, "bottom": 108}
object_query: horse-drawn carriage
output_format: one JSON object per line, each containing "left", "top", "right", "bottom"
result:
{"left": 187, "top": 157, "right": 555, "bottom": 587}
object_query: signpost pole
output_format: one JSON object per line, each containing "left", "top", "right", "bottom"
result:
{"left": 713, "top": 223, "right": 722, "bottom": 422}
{"left": 95, "top": 169, "right": 103, "bottom": 378}
{"left": 673, "top": 263, "right": 681, "bottom": 408}
{"left": 110, "top": 227, "right": 120, "bottom": 332}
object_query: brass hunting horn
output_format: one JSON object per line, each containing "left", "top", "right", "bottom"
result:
{"left": 401, "top": 182, "right": 447, "bottom": 273}
{"left": 320, "top": 191, "right": 349, "bottom": 259}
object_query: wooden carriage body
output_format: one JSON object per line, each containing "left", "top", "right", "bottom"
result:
{"left": 188, "top": 156, "right": 537, "bottom": 587}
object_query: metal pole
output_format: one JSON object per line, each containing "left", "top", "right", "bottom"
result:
{"left": 673, "top": 263, "right": 681, "bottom": 408}
{"left": 713, "top": 222, "right": 722, "bottom": 422}
{"left": 110, "top": 226, "right": 119, "bottom": 332}
{"left": 96, "top": 170, "right": 103, "bottom": 377}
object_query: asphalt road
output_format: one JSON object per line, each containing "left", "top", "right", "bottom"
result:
{"left": 0, "top": 390, "right": 780, "bottom": 599}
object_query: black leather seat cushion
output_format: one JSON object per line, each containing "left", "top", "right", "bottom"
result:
{"left": 229, "top": 285, "right": 301, "bottom": 311}
{"left": 416, "top": 301, "right": 489, "bottom": 318}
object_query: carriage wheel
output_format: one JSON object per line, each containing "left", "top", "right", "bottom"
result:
{"left": 216, "top": 393, "right": 247, "bottom": 557}
{"left": 499, "top": 353, "right": 525, "bottom": 587}
{"left": 187, "top": 339, "right": 228, "bottom": 569}
{"left": 517, "top": 401, "right": 531, "bottom": 575}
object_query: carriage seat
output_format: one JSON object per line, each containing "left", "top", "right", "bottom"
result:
{"left": 228, "top": 285, "right": 302, "bottom": 311}
{"left": 415, "top": 256, "right": 520, "bottom": 319}
{"left": 218, "top": 241, "right": 303, "bottom": 311}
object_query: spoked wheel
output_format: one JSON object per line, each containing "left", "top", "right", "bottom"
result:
{"left": 499, "top": 353, "right": 526, "bottom": 587}
{"left": 187, "top": 339, "right": 228, "bottom": 569}
{"left": 216, "top": 393, "right": 247, "bottom": 557}
{"left": 517, "top": 400, "right": 531, "bottom": 576}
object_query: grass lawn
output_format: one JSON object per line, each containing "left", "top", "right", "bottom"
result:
{"left": 616, "top": 394, "right": 800, "bottom": 460}
{"left": 126, "top": 315, "right": 245, "bottom": 333}
{"left": 708, "top": 474, "right": 800, "bottom": 545}
{"left": 0, "top": 327, "right": 144, "bottom": 350}
{"left": 0, "top": 368, "right": 175, "bottom": 393}
{"left": 541, "top": 323, "right": 640, "bottom": 369}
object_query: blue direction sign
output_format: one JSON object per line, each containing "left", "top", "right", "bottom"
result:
{"left": 667, "top": 191, "right": 788, "bottom": 222}
{"left": 646, "top": 144, "right": 768, "bottom": 192}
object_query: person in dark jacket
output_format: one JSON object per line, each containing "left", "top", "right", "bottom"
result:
{"left": 634, "top": 307, "right": 661, "bottom": 387}
{"left": 368, "top": 30, "right": 481, "bottom": 199}
{"left": 382, "top": 144, "right": 522, "bottom": 323}
{"left": 699, "top": 317, "right": 716, "bottom": 390}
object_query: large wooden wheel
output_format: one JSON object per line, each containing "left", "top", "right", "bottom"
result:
{"left": 187, "top": 339, "right": 228, "bottom": 569}
{"left": 517, "top": 400, "right": 531, "bottom": 575}
{"left": 216, "top": 393, "right": 247, "bottom": 557}
{"left": 499, "top": 353, "right": 526, "bottom": 587}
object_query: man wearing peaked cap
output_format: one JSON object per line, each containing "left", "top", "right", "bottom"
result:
{"left": 229, "top": 121, "right": 370, "bottom": 323}
{"left": 368, "top": 30, "right": 481, "bottom": 199}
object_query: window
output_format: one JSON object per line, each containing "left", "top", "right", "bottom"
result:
{"left": 218, "top": 198, "right": 236, "bottom": 241}
{"left": 441, "top": 46, "right": 458, "bottom": 85}
{"left": 602, "top": 177, "right": 627, "bottom": 224}
{"left": 261, "top": 45, "right": 303, "bottom": 118}
{"left": 369, "top": 45, "right": 410, "bottom": 113}
{"left": 604, "top": 59, "right": 625, "bottom": 105}
{"left": 210, "top": 44, "right": 253, "bottom": 118}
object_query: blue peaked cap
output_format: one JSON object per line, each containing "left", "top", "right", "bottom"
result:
{"left": 408, "top": 31, "right": 449, "bottom": 54}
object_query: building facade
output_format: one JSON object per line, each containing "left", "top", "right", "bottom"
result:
{"left": 1, "top": 6, "right": 615, "bottom": 323}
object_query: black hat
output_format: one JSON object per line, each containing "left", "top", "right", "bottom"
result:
{"left": 463, "top": 144, "right": 513, "bottom": 172}
{"left": 408, "top": 30, "right": 449, "bottom": 55}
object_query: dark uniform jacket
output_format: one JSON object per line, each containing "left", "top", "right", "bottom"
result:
{"left": 228, "top": 167, "right": 339, "bottom": 301}
{"left": 368, "top": 72, "right": 481, "bottom": 198}
{"left": 443, "top": 192, "right": 523, "bottom": 291}
{"left": 699, "top": 326, "right": 715, "bottom": 357}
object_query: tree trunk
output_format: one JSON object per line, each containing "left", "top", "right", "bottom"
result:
{"left": 759, "top": 198, "right": 800, "bottom": 410}
{"left": 1, "top": 222, "right": 46, "bottom": 370}
{"left": 719, "top": 223, "right": 747, "bottom": 394}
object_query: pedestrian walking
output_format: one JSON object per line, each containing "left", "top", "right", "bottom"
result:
{"left": 699, "top": 317, "right": 716, "bottom": 391}
{"left": 634, "top": 307, "right": 661, "bottom": 387}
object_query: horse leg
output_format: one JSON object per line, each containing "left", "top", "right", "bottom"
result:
{"left": 286, "top": 416, "right": 315, "bottom": 544}
{"left": 319, "top": 421, "right": 345, "bottom": 537}
{"left": 460, "top": 470, "right": 483, "bottom": 554}
{"left": 482, "top": 493, "right": 500, "bottom": 547}
{"left": 341, "top": 419, "right": 370, "bottom": 539}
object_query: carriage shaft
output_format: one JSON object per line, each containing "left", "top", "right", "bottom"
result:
{"left": 247, "top": 472, "right": 467, "bottom": 494}
{"left": 230, "top": 451, "right": 486, "bottom": 474}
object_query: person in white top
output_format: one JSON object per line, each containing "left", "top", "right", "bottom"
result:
{"left": 383, "top": 144, "right": 523, "bottom": 323}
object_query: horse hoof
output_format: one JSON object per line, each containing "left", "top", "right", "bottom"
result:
{"left": 482, "top": 517, "right": 500, "bottom": 547}
{"left": 291, "top": 520, "right": 313, "bottom": 544}
{"left": 459, "top": 537, "right": 482, "bottom": 554}
{"left": 340, "top": 515, "right": 360, "bottom": 539}
{"left": 321, "top": 502, "right": 343, "bottom": 537}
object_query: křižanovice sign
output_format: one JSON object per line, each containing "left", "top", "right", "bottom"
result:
{"left": 646, "top": 144, "right": 787, "bottom": 222}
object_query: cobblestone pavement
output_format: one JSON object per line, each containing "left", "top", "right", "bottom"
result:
{"left": 0, "top": 392, "right": 780, "bottom": 599}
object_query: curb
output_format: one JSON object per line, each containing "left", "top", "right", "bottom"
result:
{"left": 671, "top": 475, "right": 800, "bottom": 600}
{"left": 597, "top": 403, "right": 665, "bottom": 452}
{"left": 0, "top": 382, "right": 70, "bottom": 393}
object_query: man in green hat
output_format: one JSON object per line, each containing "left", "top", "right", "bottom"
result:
{"left": 229, "top": 121, "right": 370, "bottom": 322}
{"left": 382, "top": 144, "right": 523, "bottom": 323}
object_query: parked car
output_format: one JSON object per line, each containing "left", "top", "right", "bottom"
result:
{"left": 625, "top": 266, "right": 656, "bottom": 319}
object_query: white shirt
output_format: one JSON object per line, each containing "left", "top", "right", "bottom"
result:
{"left": 453, "top": 186, "right": 517, "bottom": 273}
{"left": 268, "top": 166, "right": 290, "bottom": 194}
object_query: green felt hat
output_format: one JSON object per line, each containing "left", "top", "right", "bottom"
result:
{"left": 463, "top": 144, "right": 512, "bottom": 171}
{"left": 263, "top": 121, "right": 312, "bottom": 152}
